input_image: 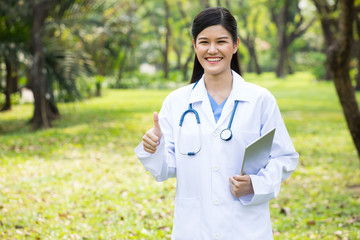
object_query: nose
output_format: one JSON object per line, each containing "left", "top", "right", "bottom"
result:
{"left": 208, "top": 43, "right": 218, "bottom": 54}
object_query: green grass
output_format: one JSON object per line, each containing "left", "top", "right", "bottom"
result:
{"left": 0, "top": 72, "right": 359, "bottom": 239}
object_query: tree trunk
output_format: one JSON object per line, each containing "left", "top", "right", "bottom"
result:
{"left": 117, "top": 7, "right": 135, "bottom": 88}
{"left": 116, "top": 50, "right": 127, "bottom": 88}
{"left": 174, "top": 47, "right": 182, "bottom": 71}
{"left": 251, "top": 48, "right": 262, "bottom": 75}
{"left": 275, "top": 0, "right": 290, "bottom": 78}
{"left": 271, "top": 0, "right": 315, "bottom": 78}
{"left": 177, "top": 1, "right": 193, "bottom": 81}
{"left": 1, "top": 48, "right": 19, "bottom": 111}
{"left": 312, "top": 0, "right": 338, "bottom": 80}
{"left": 276, "top": 42, "right": 288, "bottom": 78}
{"left": 182, "top": 49, "right": 193, "bottom": 82}
{"left": 242, "top": 35, "right": 262, "bottom": 74}
{"left": 200, "top": 0, "right": 210, "bottom": 8}
{"left": 237, "top": 5, "right": 261, "bottom": 75}
{"left": 2, "top": 59, "right": 12, "bottom": 111}
{"left": 29, "top": 0, "right": 59, "bottom": 130}
{"left": 329, "top": 0, "right": 360, "bottom": 157}
{"left": 163, "top": 0, "right": 170, "bottom": 79}
{"left": 225, "top": 0, "right": 230, "bottom": 9}
{"left": 320, "top": 18, "right": 336, "bottom": 81}
{"left": 355, "top": 48, "right": 360, "bottom": 90}
{"left": 2, "top": 59, "right": 13, "bottom": 111}
{"left": 355, "top": 11, "right": 360, "bottom": 91}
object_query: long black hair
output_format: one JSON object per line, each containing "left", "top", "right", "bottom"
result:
{"left": 190, "top": 7, "right": 242, "bottom": 83}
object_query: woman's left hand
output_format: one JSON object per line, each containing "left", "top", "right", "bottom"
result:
{"left": 229, "top": 175, "right": 254, "bottom": 198}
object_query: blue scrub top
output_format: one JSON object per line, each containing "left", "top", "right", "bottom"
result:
{"left": 207, "top": 93, "right": 227, "bottom": 123}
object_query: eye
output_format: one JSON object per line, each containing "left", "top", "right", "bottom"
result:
{"left": 199, "top": 41, "right": 208, "bottom": 44}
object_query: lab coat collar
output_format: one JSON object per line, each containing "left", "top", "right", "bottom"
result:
{"left": 188, "top": 70, "right": 251, "bottom": 104}
{"left": 188, "top": 70, "right": 251, "bottom": 128}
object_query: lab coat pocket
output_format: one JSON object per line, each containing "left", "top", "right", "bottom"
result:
{"left": 172, "top": 198, "right": 201, "bottom": 239}
{"left": 231, "top": 200, "right": 273, "bottom": 240}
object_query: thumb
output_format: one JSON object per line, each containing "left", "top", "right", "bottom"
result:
{"left": 232, "top": 175, "right": 244, "bottom": 181}
{"left": 153, "top": 112, "right": 162, "bottom": 137}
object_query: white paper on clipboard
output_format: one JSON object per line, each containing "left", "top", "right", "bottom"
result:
{"left": 240, "top": 128, "right": 276, "bottom": 175}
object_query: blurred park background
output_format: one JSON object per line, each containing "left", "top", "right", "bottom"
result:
{"left": 0, "top": 0, "right": 360, "bottom": 239}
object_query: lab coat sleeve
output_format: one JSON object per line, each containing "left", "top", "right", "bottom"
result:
{"left": 240, "top": 92, "right": 299, "bottom": 206}
{"left": 134, "top": 94, "right": 176, "bottom": 182}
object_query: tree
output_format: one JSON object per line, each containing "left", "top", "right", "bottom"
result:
{"left": 2, "top": 50, "right": 19, "bottom": 111}
{"left": 163, "top": 0, "right": 170, "bottom": 79}
{"left": 28, "top": 0, "right": 96, "bottom": 129}
{"left": 328, "top": 0, "right": 360, "bottom": 157}
{"left": 172, "top": 0, "right": 196, "bottom": 81}
{"left": 269, "top": 0, "right": 315, "bottom": 78}
{"left": 237, "top": 0, "right": 263, "bottom": 74}
{"left": 311, "top": 0, "right": 339, "bottom": 80}
{"left": 29, "top": 0, "right": 60, "bottom": 129}
{"left": 0, "top": 0, "right": 30, "bottom": 111}
{"left": 354, "top": 7, "right": 360, "bottom": 91}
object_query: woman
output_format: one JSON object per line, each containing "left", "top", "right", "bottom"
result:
{"left": 135, "top": 7, "right": 298, "bottom": 240}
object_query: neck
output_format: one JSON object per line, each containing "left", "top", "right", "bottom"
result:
{"left": 204, "top": 69, "right": 233, "bottom": 104}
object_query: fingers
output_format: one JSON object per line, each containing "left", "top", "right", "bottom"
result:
{"left": 229, "top": 175, "right": 254, "bottom": 198}
{"left": 144, "top": 129, "right": 160, "bottom": 145}
{"left": 153, "top": 112, "right": 162, "bottom": 138}
{"left": 141, "top": 112, "right": 163, "bottom": 154}
{"left": 229, "top": 176, "right": 241, "bottom": 189}
{"left": 232, "top": 174, "right": 249, "bottom": 181}
{"left": 230, "top": 187, "right": 236, "bottom": 197}
{"left": 229, "top": 176, "right": 241, "bottom": 198}
{"left": 142, "top": 131, "right": 159, "bottom": 153}
{"left": 143, "top": 142, "right": 156, "bottom": 154}
{"left": 153, "top": 112, "right": 160, "bottom": 130}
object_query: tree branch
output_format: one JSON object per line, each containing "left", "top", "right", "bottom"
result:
{"left": 288, "top": 17, "right": 317, "bottom": 44}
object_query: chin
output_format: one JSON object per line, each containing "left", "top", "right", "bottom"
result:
{"left": 203, "top": 68, "right": 228, "bottom": 76}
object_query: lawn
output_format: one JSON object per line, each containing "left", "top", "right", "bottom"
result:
{"left": 0, "top": 72, "right": 359, "bottom": 239}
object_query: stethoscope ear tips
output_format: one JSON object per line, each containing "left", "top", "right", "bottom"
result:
{"left": 220, "top": 128, "right": 232, "bottom": 141}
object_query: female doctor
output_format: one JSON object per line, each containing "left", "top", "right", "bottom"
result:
{"left": 135, "top": 7, "right": 298, "bottom": 240}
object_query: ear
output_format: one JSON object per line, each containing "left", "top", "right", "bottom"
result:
{"left": 233, "top": 37, "right": 240, "bottom": 54}
{"left": 192, "top": 39, "right": 196, "bottom": 49}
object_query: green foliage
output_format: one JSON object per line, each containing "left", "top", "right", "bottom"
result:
{"left": 75, "top": 75, "right": 111, "bottom": 99}
{"left": 1, "top": 72, "right": 360, "bottom": 239}
{"left": 107, "top": 70, "right": 186, "bottom": 89}
{"left": 294, "top": 51, "right": 326, "bottom": 80}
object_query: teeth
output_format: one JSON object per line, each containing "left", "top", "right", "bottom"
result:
{"left": 207, "top": 58, "right": 222, "bottom": 62}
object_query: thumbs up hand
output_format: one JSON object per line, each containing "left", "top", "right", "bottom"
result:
{"left": 142, "top": 112, "right": 163, "bottom": 154}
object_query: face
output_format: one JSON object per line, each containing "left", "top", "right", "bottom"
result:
{"left": 193, "top": 25, "right": 239, "bottom": 77}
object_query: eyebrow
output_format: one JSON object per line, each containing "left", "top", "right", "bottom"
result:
{"left": 197, "top": 36, "right": 230, "bottom": 40}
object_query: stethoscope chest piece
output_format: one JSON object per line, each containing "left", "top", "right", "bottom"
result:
{"left": 220, "top": 128, "right": 232, "bottom": 141}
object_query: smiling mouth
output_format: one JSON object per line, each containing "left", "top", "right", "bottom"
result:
{"left": 206, "top": 57, "right": 223, "bottom": 62}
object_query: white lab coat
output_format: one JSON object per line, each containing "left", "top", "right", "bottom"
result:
{"left": 135, "top": 71, "right": 299, "bottom": 240}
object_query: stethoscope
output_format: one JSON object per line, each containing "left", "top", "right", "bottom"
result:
{"left": 178, "top": 81, "right": 239, "bottom": 156}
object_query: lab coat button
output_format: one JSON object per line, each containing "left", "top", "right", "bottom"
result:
{"left": 213, "top": 199, "right": 219, "bottom": 205}
{"left": 213, "top": 166, "right": 219, "bottom": 172}
{"left": 214, "top": 233, "right": 220, "bottom": 239}
{"left": 212, "top": 131, "right": 219, "bottom": 137}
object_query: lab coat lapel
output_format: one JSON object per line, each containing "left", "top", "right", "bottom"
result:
{"left": 189, "top": 77, "right": 216, "bottom": 127}
{"left": 215, "top": 71, "right": 251, "bottom": 128}
{"left": 215, "top": 98, "right": 234, "bottom": 129}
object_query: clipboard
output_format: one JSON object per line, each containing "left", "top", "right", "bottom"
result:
{"left": 240, "top": 128, "right": 276, "bottom": 175}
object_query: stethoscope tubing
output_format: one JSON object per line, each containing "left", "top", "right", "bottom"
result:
{"left": 178, "top": 80, "right": 238, "bottom": 155}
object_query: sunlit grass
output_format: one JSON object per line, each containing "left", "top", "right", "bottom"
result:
{"left": 0, "top": 72, "right": 359, "bottom": 239}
